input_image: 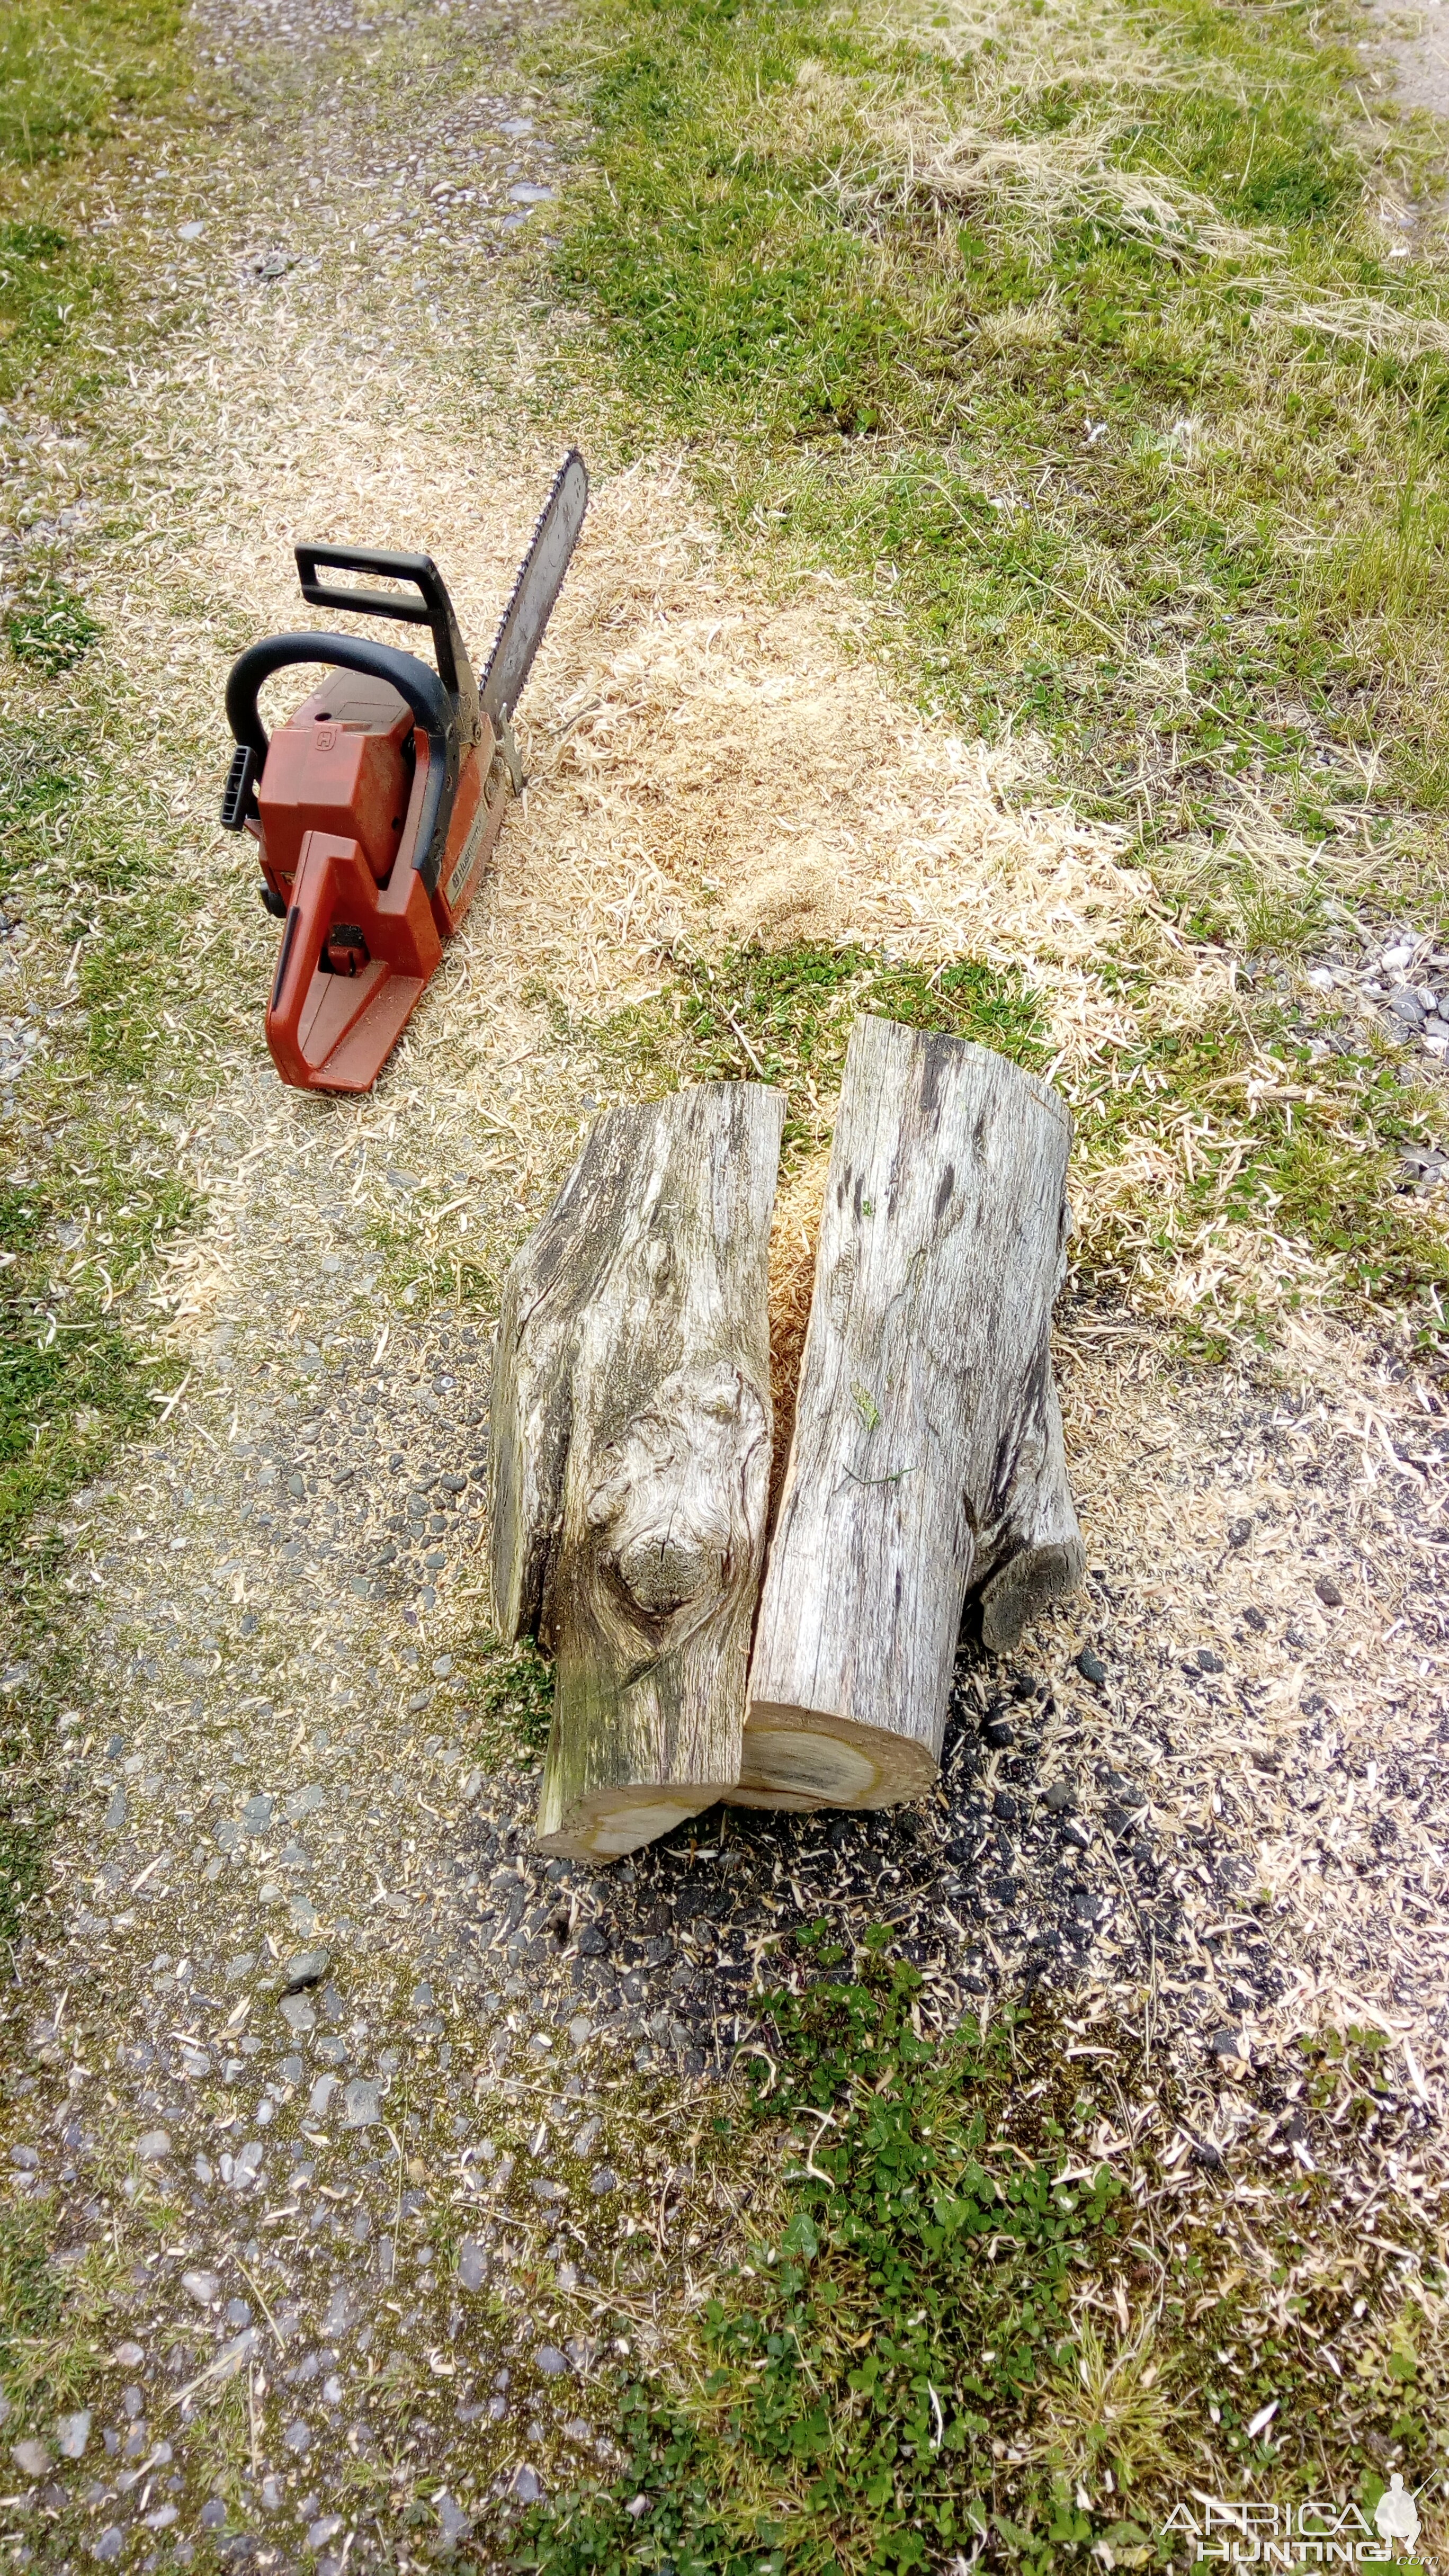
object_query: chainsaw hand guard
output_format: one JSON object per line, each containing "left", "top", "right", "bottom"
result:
{"left": 223, "top": 632, "right": 461, "bottom": 893}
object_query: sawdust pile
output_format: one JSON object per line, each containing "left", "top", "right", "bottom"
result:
{"left": 106, "top": 300, "right": 1187, "bottom": 1060}
{"left": 92, "top": 298, "right": 1206, "bottom": 1352}
{"left": 765, "top": 1146, "right": 830, "bottom": 1499}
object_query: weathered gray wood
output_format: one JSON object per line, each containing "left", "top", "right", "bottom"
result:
{"left": 736, "top": 1015, "right": 1083, "bottom": 1812}
{"left": 488, "top": 1082, "right": 785, "bottom": 1861}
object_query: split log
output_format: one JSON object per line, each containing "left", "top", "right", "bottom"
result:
{"left": 488, "top": 1082, "right": 785, "bottom": 1861}
{"left": 736, "top": 1015, "right": 1083, "bottom": 1813}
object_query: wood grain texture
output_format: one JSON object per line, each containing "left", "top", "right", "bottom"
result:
{"left": 737, "top": 1016, "right": 1082, "bottom": 1812}
{"left": 488, "top": 1083, "right": 785, "bottom": 1861}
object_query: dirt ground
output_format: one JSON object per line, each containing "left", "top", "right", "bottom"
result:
{"left": 1, "top": 0, "right": 1446, "bottom": 2566}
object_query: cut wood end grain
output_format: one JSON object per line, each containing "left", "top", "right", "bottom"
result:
{"left": 536, "top": 1785, "right": 722, "bottom": 1862}
{"left": 729, "top": 1705, "right": 938, "bottom": 1812}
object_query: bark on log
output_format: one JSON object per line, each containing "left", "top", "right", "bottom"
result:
{"left": 488, "top": 1082, "right": 785, "bottom": 1861}
{"left": 736, "top": 1015, "right": 1083, "bottom": 1812}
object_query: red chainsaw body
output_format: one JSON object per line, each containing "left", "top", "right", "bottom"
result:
{"left": 249, "top": 674, "right": 505, "bottom": 1094}
{"left": 223, "top": 461, "right": 588, "bottom": 1093}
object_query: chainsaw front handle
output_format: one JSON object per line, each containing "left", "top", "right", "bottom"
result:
{"left": 222, "top": 632, "right": 462, "bottom": 894}
{"left": 293, "top": 542, "right": 481, "bottom": 739}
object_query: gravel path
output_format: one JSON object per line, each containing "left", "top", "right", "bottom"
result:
{"left": 1, "top": 0, "right": 1446, "bottom": 2567}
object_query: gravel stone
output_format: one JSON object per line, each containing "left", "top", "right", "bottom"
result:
{"left": 284, "top": 1945, "right": 331, "bottom": 1992}
{"left": 56, "top": 2411, "right": 91, "bottom": 2460}
{"left": 436, "top": 2493, "right": 473, "bottom": 2542}
{"left": 344, "top": 2079, "right": 380, "bottom": 2127}
{"left": 323, "top": 2287, "right": 358, "bottom": 2338}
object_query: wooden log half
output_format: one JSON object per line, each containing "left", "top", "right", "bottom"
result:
{"left": 488, "top": 1081, "right": 785, "bottom": 1861}
{"left": 736, "top": 1015, "right": 1083, "bottom": 1813}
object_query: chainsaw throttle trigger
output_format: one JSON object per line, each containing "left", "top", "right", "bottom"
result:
{"left": 293, "top": 542, "right": 480, "bottom": 738}
{"left": 223, "top": 632, "right": 462, "bottom": 895}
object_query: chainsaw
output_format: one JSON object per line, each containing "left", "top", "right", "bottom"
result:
{"left": 219, "top": 450, "right": 588, "bottom": 1093}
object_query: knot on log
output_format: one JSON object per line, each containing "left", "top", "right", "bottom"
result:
{"left": 586, "top": 1361, "right": 769, "bottom": 1639}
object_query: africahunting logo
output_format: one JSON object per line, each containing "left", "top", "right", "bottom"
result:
{"left": 1164, "top": 2475, "right": 1433, "bottom": 2569}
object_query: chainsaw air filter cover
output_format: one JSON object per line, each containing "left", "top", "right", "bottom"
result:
{"left": 256, "top": 674, "right": 416, "bottom": 899}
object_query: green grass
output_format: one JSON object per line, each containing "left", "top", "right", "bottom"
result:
{"left": 604, "top": 942, "right": 1049, "bottom": 1150}
{"left": 0, "top": 687, "right": 206, "bottom": 1939}
{"left": 0, "top": 1090, "right": 192, "bottom": 1941}
{"left": 538, "top": 0, "right": 1449, "bottom": 849}
{"left": 1066, "top": 1004, "right": 1449, "bottom": 1313}
{"left": 0, "top": 0, "right": 184, "bottom": 394}
{"left": 0, "top": 0, "right": 212, "bottom": 1936}
{"left": 0, "top": 2199, "right": 121, "bottom": 2428}
{"left": 4, "top": 577, "right": 101, "bottom": 674}
{"left": 533, "top": 0, "right": 1449, "bottom": 1337}
{"left": 515, "top": 1939, "right": 1448, "bottom": 2574}
{"left": 0, "top": 0, "right": 231, "bottom": 1948}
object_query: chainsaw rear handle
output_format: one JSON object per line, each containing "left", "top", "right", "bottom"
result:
{"left": 221, "top": 632, "right": 461, "bottom": 895}
{"left": 294, "top": 541, "right": 480, "bottom": 729}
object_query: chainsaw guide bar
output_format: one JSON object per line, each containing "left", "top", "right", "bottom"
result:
{"left": 219, "top": 451, "right": 588, "bottom": 1095}
{"left": 481, "top": 449, "right": 589, "bottom": 726}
